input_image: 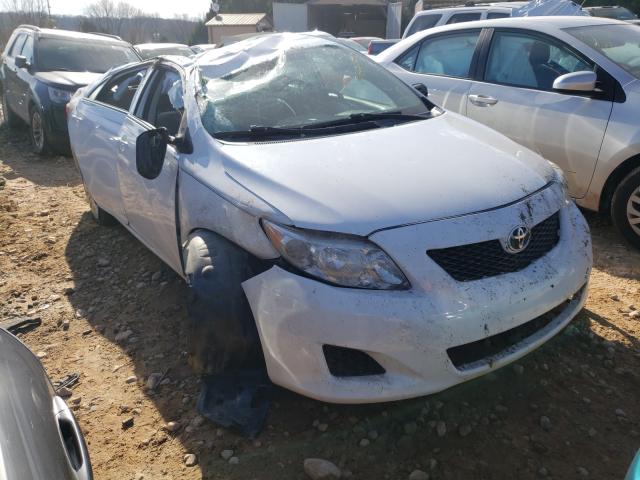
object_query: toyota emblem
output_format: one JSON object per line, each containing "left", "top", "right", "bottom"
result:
{"left": 503, "top": 226, "right": 531, "bottom": 254}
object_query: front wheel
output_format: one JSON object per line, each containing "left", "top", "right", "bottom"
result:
{"left": 611, "top": 166, "right": 640, "bottom": 249}
{"left": 29, "top": 107, "right": 51, "bottom": 155}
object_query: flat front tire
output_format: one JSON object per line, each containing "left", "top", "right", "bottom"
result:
{"left": 611, "top": 166, "right": 640, "bottom": 249}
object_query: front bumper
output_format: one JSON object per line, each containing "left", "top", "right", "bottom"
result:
{"left": 243, "top": 187, "right": 592, "bottom": 403}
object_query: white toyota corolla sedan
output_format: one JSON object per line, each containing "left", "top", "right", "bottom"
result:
{"left": 67, "top": 33, "right": 592, "bottom": 403}
{"left": 376, "top": 16, "right": 640, "bottom": 248}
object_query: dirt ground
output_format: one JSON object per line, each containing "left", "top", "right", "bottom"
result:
{"left": 0, "top": 121, "right": 639, "bottom": 480}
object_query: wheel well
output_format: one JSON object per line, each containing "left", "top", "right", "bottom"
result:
{"left": 599, "top": 154, "right": 640, "bottom": 216}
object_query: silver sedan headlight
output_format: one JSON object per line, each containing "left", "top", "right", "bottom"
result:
{"left": 262, "top": 220, "right": 409, "bottom": 290}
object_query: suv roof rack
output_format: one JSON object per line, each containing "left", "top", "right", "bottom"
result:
{"left": 88, "top": 32, "right": 123, "bottom": 41}
{"left": 17, "top": 24, "right": 40, "bottom": 31}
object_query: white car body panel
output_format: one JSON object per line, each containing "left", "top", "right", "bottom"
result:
{"left": 68, "top": 33, "right": 592, "bottom": 403}
{"left": 377, "top": 16, "right": 640, "bottom": 212}
{"left": 243, "top": 186, "right": 591, "bottom": 402}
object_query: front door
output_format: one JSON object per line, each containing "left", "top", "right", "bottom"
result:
{"left": 388, "top": 29, "right": 482, "bottom": 114}
{"left": 466, "top": 29, "right": 614, "bottom": 198}
{"left": 117, "top": 65, "right": 184, "bottom": 274}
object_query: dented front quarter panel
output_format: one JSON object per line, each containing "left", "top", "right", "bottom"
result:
{"left": 242, "top": 186, "right": 592, "bottom": 403}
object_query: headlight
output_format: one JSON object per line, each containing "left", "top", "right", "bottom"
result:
{"left": 262, "top": 220, "right": 409, "bottom": 290}
{"left": 47, "top": 87, "right": 73, "bottom": 104}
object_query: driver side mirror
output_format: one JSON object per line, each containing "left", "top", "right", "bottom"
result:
{"left": 136, "top": 128, "right": 168, "bottom": 180}
{"left": 552, "top": 71, "right": 597, "bottom": 93}
{"left": 412, "top": 83, "right": 429, "bottom": 97}
{"left": 14, "top": 55, "right": 29, "bottom": 69}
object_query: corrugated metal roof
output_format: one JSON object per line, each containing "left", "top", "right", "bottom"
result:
{"left": 206, "top": 13, "right": 269, "bottom": 26}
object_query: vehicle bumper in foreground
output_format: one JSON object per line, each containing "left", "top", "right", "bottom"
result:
{"left": 243, "top": 188, "right": 592, "bottom": 403}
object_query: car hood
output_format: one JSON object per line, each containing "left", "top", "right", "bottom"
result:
{"left": 219, "top": 112, "right": 554, "bottom": 235}
{"left": 34, "top": 71, "right": 103, "bottom": 89}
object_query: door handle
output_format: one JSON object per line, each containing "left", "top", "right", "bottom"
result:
{"left": 469, "top": 94, "right": 498, "bottom": 106}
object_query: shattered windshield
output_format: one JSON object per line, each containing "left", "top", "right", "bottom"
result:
{"left": 196, "top": 35, "right": 430, "bottom": 139}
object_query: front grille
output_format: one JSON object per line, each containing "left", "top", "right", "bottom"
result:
{"left": 427, "top": 212, "right": 560, "bottom": 282}
{"left": 323, "top": 345, "right": 385, "bottom": 377}
{"left": 447, "top": 284, "right": 585, "bottom": 370}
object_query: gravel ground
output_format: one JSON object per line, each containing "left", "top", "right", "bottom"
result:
{"left": 0, "top": 122, "right": 639, "bottom": 480}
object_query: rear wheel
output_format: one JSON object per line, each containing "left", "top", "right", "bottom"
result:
{"left": 611, "top": 166, "right": 640, "bottom": 249}
{"left": 29, "top": 107, "right": 51, "bottom": 155}
{"left": 1, "top": 89, "right": 20, "bottom": 128}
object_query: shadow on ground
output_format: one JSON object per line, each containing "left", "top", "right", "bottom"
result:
{"left": 0, "top": 122, "right": 80, "bottom": 188}
{"left": 61, "top": 207, "right": 640, "bottom": 479}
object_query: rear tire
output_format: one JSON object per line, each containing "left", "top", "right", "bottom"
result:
{"left": 1, "top": 89, "right": 20, "bottom": 128}
{"left": 29, "top": 107, "right": 51, "bottom": 155}
{"left": 611, "top": 166, "right": 640, "bottom": 250}
{"left": 87, "top": 192, "right": 117, "bottom": 226}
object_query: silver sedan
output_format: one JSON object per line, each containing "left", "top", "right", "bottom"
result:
{"left": 377, "top": 16, "right": 640, "bottom": 248}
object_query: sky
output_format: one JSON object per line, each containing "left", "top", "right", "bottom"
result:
{"left": 48, "top": 0, "right": 213, "bottom": 18}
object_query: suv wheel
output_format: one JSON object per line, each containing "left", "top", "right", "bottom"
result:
{"left": 611, "top": 166, "right": 640, "bottom": 249}
{"left": 1, "top": 90, "right": 20, "bottom": 127}
{"left": 29, "top": 107, "right": 50, "bottom": 155}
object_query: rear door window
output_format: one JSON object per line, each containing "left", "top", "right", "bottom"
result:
{"left": 405, "top": 14, "right": 442, "bottom": 37}
{"left": 95, "top": 67, "right": 148, "bottom": 111}
{"left": 487, "top": 11, "right": 510, "bottom": 19}
{"left": 414, "top": 31, "right": 481, "bottom": 78}
{"left": 446, "top": 12, "right": 482, "bottom": 24}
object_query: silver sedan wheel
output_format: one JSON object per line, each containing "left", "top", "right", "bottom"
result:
{"left": 628, "top": 186, "right": 640, "bottom": 236}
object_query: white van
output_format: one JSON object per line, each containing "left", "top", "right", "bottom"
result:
{"left": 404, "top": 3, "right": 525, "bottom": 38}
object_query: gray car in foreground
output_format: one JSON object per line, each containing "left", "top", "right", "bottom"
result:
{"left": 0, "top": 328, "right": 92, "bottom": 480}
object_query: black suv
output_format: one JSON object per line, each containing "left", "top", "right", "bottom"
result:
{"left": 1, "top": 26, "right": 141, "bottom": 154}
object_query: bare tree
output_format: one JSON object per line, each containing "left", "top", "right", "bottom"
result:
{"left": 1, "top": 0, "right": 49, "bottom": 25}
{"left": 84, "top": 0, "right": 142, "bottom": 37}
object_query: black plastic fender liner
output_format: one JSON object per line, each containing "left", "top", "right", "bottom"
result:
{"left": 184, "top": 230, "right": 273, "bottom": 437}
{"left": 183, "top": 229, "right": 264, "bottom": 376}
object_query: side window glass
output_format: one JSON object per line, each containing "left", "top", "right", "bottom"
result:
{"left": 9, "top": 34, "right": 26, "bottom": 57}
{"left": 395, "top": 43, "right": 419, "bottom": 71}
{"left": 485, "top": 32, "right": 593, "bottom": 90}
{"left": 136, "top": 69, "right": 183, "bottom": 136}
{"left": 487, "top": 12, "right": 510, "bottom": 19}
{"left": 20, "top": 36, "right": 34, "bottom": 64}
{"left": 95, "top": 68, "right": 147, "bottom": 111}
{"left": 446, "top": 12, "right": 482, "bottom": 24}
{"left": 406, "top": 14, "right": 442, "bottom": 37}
{"left": 414, "top": 31, "right": 481, "bottom": 78}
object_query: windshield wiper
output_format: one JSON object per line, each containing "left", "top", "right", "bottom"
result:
{"left": 295, "top": 111, "right": 429, "bottom": 130}
{"left": 215, "top": 121, "right": 380, "bottom": 141}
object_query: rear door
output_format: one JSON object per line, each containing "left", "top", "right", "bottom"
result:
{"left": 14, "top": 34, "right": 34, "bottom": 119}
{"left": 389, "top": 29, "right": 483, "bottom": 113}
{"left": 3, "top": 33, "right": 26, "bottom": 118}
{"left": 115, "top": 64, "right": 184, "bottom": 273}
{"left": 69, "top": 65, "right": 150, "bottom": 221}
{"left": 466, "top": 29, "right": 614, "bottom": 198}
